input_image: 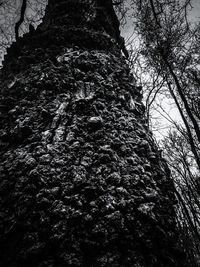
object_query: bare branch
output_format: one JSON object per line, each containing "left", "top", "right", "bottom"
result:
{"left": 15, "top": 0, "right": 27, "bottom": 40}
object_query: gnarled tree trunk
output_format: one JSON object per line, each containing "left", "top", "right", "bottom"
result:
{"left": 0, "top": 0, "right": 185, "bottom": 266}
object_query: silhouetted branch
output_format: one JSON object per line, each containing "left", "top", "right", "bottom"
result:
{"left": 15, "top": 0, "right": 27, "bottom": 40}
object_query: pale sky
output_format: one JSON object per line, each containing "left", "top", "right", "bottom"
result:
{"left": 153, "top": 1, "right": 200, "bottom": 140}
{"left": 190, "top": 0, "right": 200, "bottom": 21}
{"left": 121, "top": 0, "right": 200, "bottom": 141}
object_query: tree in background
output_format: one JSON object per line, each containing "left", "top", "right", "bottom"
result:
{"left": 162, "top": 129, "right": 200, "bottom": 266}
{"left": 0, "top": 0, "right": 185, "bottom": 266}
{"left": 131, "top": 0, "right": 200, "bottom": 164}
{"left": 128, "top": 0, "right": 200, "bottom": 265}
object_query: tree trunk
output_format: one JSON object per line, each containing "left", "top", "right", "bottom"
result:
{"left": 0, "top": 1, "right": 185, "bottom": 266}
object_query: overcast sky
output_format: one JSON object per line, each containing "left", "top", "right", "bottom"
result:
{"left": 190, "top": 0, "right": 200, "bottom": 21}
{"left": 120, "top": 0, "right": 200, "bottom": 141}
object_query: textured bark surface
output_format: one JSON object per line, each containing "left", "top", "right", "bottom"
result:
{"left": 0, "top": 1, "right": 185, "bottom": 266}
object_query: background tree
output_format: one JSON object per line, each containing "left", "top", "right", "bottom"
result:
{"left": 128, "top": 0, "right": 200, "bottom": 265}
{"left": 162, "top": 129, "right": 200, "bottom": 266}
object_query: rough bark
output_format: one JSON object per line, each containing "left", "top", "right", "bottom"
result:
{"left": 0, "top": 0, "right": 185, "bottom": 266}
